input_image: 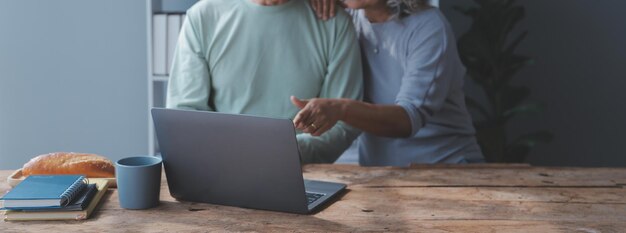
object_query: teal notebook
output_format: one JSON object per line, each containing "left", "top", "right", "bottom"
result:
{"left": 0, "top": 175, "right": 86, "bottom": 209}
{"left": 16, "top": 183, "right": 97, "bottom": 212}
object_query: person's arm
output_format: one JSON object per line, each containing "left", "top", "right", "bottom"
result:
{"left": 295, "top": 15, "right": 364, "bottom": 164}
{"left": 292, "top": 97, "right": 411, "bottom": 137}
{"left": 293, "top": 16, "right": 455, "bottom": 138}
{"left": 166, "top": 12, "right": 212, "bottom": 111}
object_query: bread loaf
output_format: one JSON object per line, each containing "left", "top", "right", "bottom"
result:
{"left": 22, "top": 152, "right": 115, "bottom": 178}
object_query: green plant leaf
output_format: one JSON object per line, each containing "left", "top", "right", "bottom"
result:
{"left": 498, "top": 6, "right": 525, "bottom": 50}
{"left": 465, "top": 96, "right": 491, "bottom": 119}
{"left": 502, "top": 130, "right": 553, "bottom": 162}
{"left": 497, "top": 54, "right": 533, "bottom": 87}
{"left": 510, "top": 131, "right": 554, "bottom": 148}
{"left": 458, "top": 32, "right": 497, "bottom": 84}
{"left": 503, "top": 103, "right": 542, "bottom": 118}
{"left": 505, "top": 31, "right": 528, "bottom": 55}
{"left": 500, "top": 86, "right": 530, "bottom": 110}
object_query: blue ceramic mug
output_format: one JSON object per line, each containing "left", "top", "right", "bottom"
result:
{"left": 115, "top": 156, "right": 162, "bottom": 209}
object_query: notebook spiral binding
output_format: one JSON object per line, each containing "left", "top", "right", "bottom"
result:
{"left": 59, "top": 176, "right": 87, "bottom": 206}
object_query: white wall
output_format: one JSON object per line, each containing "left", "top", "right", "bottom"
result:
{"left": 441, "top": 0, "right": 626, "bottom": 166}
{"left": 0, "top": 0, "right": 149, "bottom": 169}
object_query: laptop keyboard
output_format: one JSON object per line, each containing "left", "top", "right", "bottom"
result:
{"left": 306, "top": 192, "right": 325, "bottom": 205}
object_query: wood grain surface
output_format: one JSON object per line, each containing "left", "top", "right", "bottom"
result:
{"left": 1, "top": 164, "right": 625, "bottom": 232}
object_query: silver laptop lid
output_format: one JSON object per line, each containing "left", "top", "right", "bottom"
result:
{"left": 151, "top": 108, "right": 309, "bottom": 214}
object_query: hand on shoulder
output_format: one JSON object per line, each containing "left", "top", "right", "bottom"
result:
{"left": 309, "top": 0, "right": 345, "bottom": 20}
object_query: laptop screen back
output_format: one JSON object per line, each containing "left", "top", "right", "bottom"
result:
{"left": 152, "top": 108, "right": 309, "bottom": 214}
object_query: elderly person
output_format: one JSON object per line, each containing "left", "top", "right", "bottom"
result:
{"left": 291, "top": 0, "right": 484, "bottom": 165}
{"left": 167, "top": 0, "right": 364, "bottom": 163}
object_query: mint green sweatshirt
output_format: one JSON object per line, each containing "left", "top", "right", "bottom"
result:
{"left": 166, "top": 0, "right": 363, "bottom": 163}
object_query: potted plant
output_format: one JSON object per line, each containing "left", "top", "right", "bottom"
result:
{"left": 454, "top": 0, "right": 553, "bottom": 162}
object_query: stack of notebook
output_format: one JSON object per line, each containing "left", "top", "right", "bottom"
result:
{"left": 0, "top": 175, "right": 110, "bottom": 221}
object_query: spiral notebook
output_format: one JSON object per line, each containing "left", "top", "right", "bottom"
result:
{"left": 0, "top": 175, "right": 86, "bottom": 209}
{"left": 16, "top": 183, "right": 98, "bottom": 212}
{"left": 3, "top": 179, "right": 110, "bottom": 221}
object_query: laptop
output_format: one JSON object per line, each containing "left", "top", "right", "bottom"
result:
{"left": 151, "top": 108, "right": 346, "bottom": 214}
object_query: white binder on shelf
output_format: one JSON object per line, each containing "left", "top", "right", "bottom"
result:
{"left": 166, "top": 14, "right": 181, "bottom": 75}
{"left": 152, "top": 14, "right": 168, "bottom": 76}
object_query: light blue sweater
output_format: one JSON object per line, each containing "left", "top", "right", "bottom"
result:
{"left": 350, "top": 8, "right": 484, "bottom": 166}
{"left": 167, "top": 0, "right": 364, "bottom": 163}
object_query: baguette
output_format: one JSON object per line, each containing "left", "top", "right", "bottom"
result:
{"left": 22, "top": 152, "right": 115, "bottom": 178}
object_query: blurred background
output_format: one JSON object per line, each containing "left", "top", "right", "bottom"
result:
{"left": 1, "top": 0, "right": 625, "bottom": 169}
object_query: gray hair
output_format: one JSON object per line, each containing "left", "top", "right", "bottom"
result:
{"left": 387, "top": 0, "right": 430, "bottom": 19}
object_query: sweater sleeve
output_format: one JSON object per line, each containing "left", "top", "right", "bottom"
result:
{"left": 396, "top": 18, "right": 455, "bottom": 136}
{"left": 297, "top": 14, "right": 364, "bottom": 164}
{"left": 166, "top": 12, "right": 213, "bottom": 111}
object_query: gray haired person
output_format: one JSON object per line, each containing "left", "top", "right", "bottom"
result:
{"left": 292, "top": 0, "right": 485, "bottom": 165}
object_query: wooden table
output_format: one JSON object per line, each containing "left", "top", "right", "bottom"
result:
{"left": 2, "top": 164, "right": 626, "bottom": 232}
